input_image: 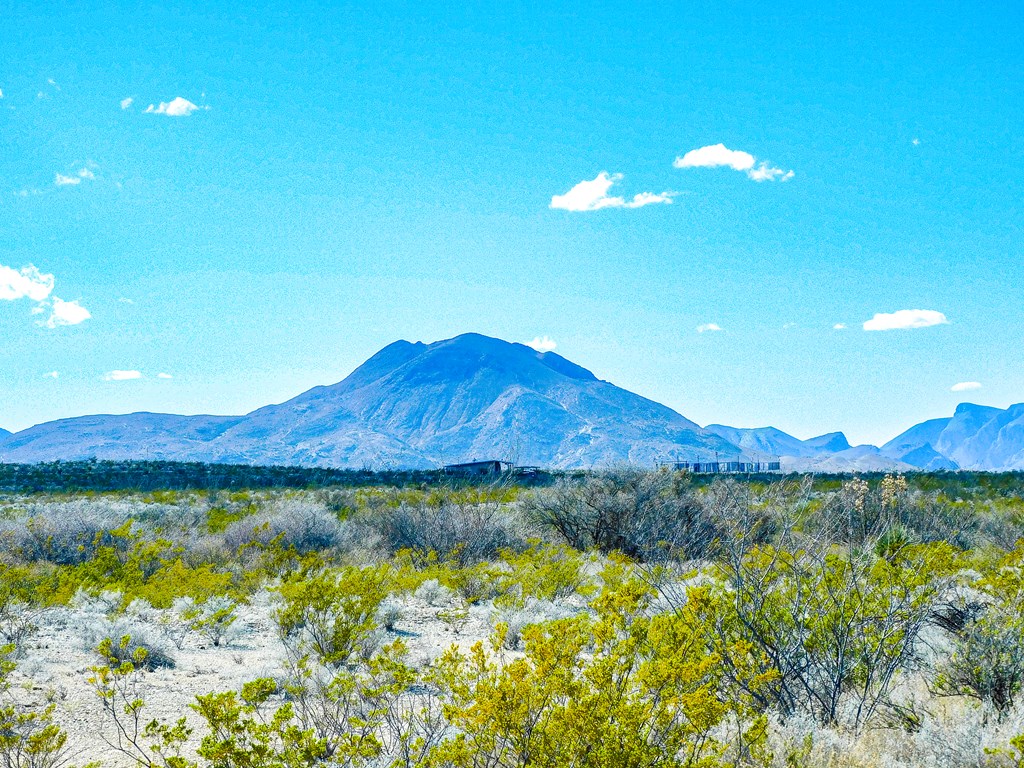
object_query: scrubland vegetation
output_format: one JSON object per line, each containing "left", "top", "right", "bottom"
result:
{"left": 3, "top": 467, "right": 1024, "bottom": 766}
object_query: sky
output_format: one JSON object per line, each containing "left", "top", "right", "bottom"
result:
{"left": 1, "top": 0, "right": 1021, "bottom": 446}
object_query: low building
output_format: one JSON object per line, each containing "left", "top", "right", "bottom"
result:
{"left": 661, "top": 459, "right": 782, "bottom": 474}
{"left": 441, "top": 460, "right": 515, "bottom": 477}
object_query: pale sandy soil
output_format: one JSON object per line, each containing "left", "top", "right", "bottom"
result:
{"left": 8, "top": 589, "right": 511, "bottom": 766}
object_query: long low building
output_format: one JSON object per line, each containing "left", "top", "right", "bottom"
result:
{"left": 662, "top": 460, "right": 781, "bottom": 473}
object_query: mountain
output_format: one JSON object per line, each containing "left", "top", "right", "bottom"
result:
{"left": 784, "top": 445, "right": 915, "bottom": 473}
{"left": 3, "top": 334, "right": 1021, "bottom": 472}
{"left": 802, "top": 432, "right": 853, "bottom": 454}
{"left": 702, "top": 424, "right": 909, "bottom": 472}
{"left": 0, "top": 428, "right": 8, "bottom": 438}
{"left": 0, "top": 333, "right": 738, "bottom": 470}
{"left": 703, "top": 425, "right": 852, "bottom": 459}
{"left": 883, "top": 403, "right": 1024, "bottom": 471}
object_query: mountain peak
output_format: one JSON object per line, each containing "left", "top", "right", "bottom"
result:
{"left": 0, "top": 332, "right": 732, "bottom": 469}
{"left": 954, "top": 402, "right": 1000, "bottom": 417}
{"left": 802, "top": 432, "right": 852, "bottom": 453}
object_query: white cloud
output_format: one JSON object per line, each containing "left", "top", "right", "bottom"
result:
{"left": 524, "top": 336, "right": 557, "bottom": 353}
{"left": 55, "top": 167, "right": 97, "bottom": 187}
{"left": 747, "top": 163, "right": 794, "bottom": 182}
{"left": 550, "top": 172, "right": 673, "bottom": 211}
{"left": 120, "top": 97, "right": 133, "bottom": 110}
{"left": 833, "top": 323, "right": 847, "bottom": 330}
{"left": 912, "top": 138, "right": 921, "bottom": 146}
{"left": 674, "top": 143, "right": 793, "bottom": 182}
{"left": 103, "top": 370, "right": 142, "bottom": 381}
{"left": 0, "top": 265, "right": 54, "bottom": 302}
{"left": 41, "top": 298, "right": 91, "bottom": 328}
{"left": 675, "top": 144, "right": 755, "bottom": 171}
{"left": 157, "top": 372, "right": 173, "bottom": 379}
{"left": 697, "top": 323, "right": 723, "bottom": 333}
{"left": 862, "top": 309, "right": 949, "bottom": 331}
{"left": 43, "top": 371, "right": 59, "bottom": 379}
{"left": 145, "top": 97, "right": 204, "bottom": 116}
{"left": 951, "top": 381, "right": 982, "bottom": 392}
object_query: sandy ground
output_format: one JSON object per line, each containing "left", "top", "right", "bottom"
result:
{"left": 8, "top": 588, "right": 516, "bottom": 766}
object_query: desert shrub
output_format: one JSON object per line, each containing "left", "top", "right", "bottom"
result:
{"left": 368, "top": 498, "right": 524, "bottom": 565}
{"left": 698, "top": 540, "right": 956, "bottom": 730}
{"left": 0, "top": 645, "right": 72, "bottom": 768}
{"left": 0, "top": 596, "right": 41, "bottom": 657}
{"left": 936, "top": 595, "right": 1024, "bottom": 723}
{"left": 0, "top": 502, "right": 127, "bottom": 565}
{"left": 413, "top": 578, "right": 452, "bottom": 606}
{"left": 181, "top": 595, "right": 239, "bottom": 648}
{"left": 274, "top": 564, "right": 392, "bottom": 666}
{"left": 495, "top": 540, "right": 593, "bottom": 607}
{"left": 492, "top": 598, "right": 577, "bottom": 650}
{"left": 222, "top": 499, "right": 353, "bottom": 554}
{"left": 809, "top": 475, "right": 982, "bottom": 550}
{"left": 935, "top": 547, "right": 1024, "bottom": 722}
{"left": 377, "top": 597, "right": 403, "bottom": 631}
{"left": 524, "top": 469, "right": 723, "bottom": 562}
{"left": 89, "top": 637, "right": 426, "bottom": 768}
{"left": 70, "top": 588, "right": 124, "bottom": 616}
{"left": 428, "top": 576, "right": 770, "bottom": 768}
{"left": 83, "top": 618, "right": 176, "bottom": 670}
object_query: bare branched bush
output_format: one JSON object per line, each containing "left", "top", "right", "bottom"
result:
{"left": 524, "top": 469, "right": 724, "bottom": 562}
{"left": 222, "top": 499, "right": 353, "bottom": 554}
{"left": 0, "top": 502, "right": 129, "bottom": 565}
{"left": 810, "top": 476, "right": 980, "bottom": 549}
{"left": 377, "top": 597, "right": 404, "bottom": 631}
{"left": 0, "top": 598, "right": 41, "bottom": 657}
{"left": 369, "top": 499, "right": 524, "bottom": 565}
{"left": 700, "top": 519, "right": 950, "bottom": 731}
{"left": 935, "top": 594, "right": 1024, "bottom": 722}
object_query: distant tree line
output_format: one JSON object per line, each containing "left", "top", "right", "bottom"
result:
{"left": 0, "top": 459, "right": 558, "bottom": 493}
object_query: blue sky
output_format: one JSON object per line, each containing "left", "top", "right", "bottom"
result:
{"left": 1, "top": 0, "right": 1021, "bottom": 445}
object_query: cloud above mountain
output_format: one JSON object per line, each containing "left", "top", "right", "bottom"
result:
{"left": 551, "top": 172, "right": 673, "bottom": 211}
{"left": 951, "top": 381, "right": 981, "bottom": 392}
{"left": 863, "top": 309, "right": 949, "bottom": 331}
{"left": 524, "top": 335, "right": 557, "bottom": 352}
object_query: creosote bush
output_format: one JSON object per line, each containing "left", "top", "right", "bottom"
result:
{"left": 273, "top": 563, "right": 393, "bottom": 666}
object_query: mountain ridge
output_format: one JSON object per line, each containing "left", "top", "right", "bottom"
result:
{"left": 1, "top": 334, "right": 1020, "bottom": 471}
{"left": 0, "top": 333, "right": 736, "bottom": 470}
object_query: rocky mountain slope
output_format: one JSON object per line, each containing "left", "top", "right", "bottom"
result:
{"left": 0, "top": 334, "right": 737, "bottom": 469}
{"left": 882, "top": 402, "right": 1024, "bottom": 471}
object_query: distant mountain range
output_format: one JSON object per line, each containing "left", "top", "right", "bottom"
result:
{"left": 0, "top": 333, "right": 1021, "bottom": 471}
{"left": 881, "top": 402, "right": 1024, "bottom": 471}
